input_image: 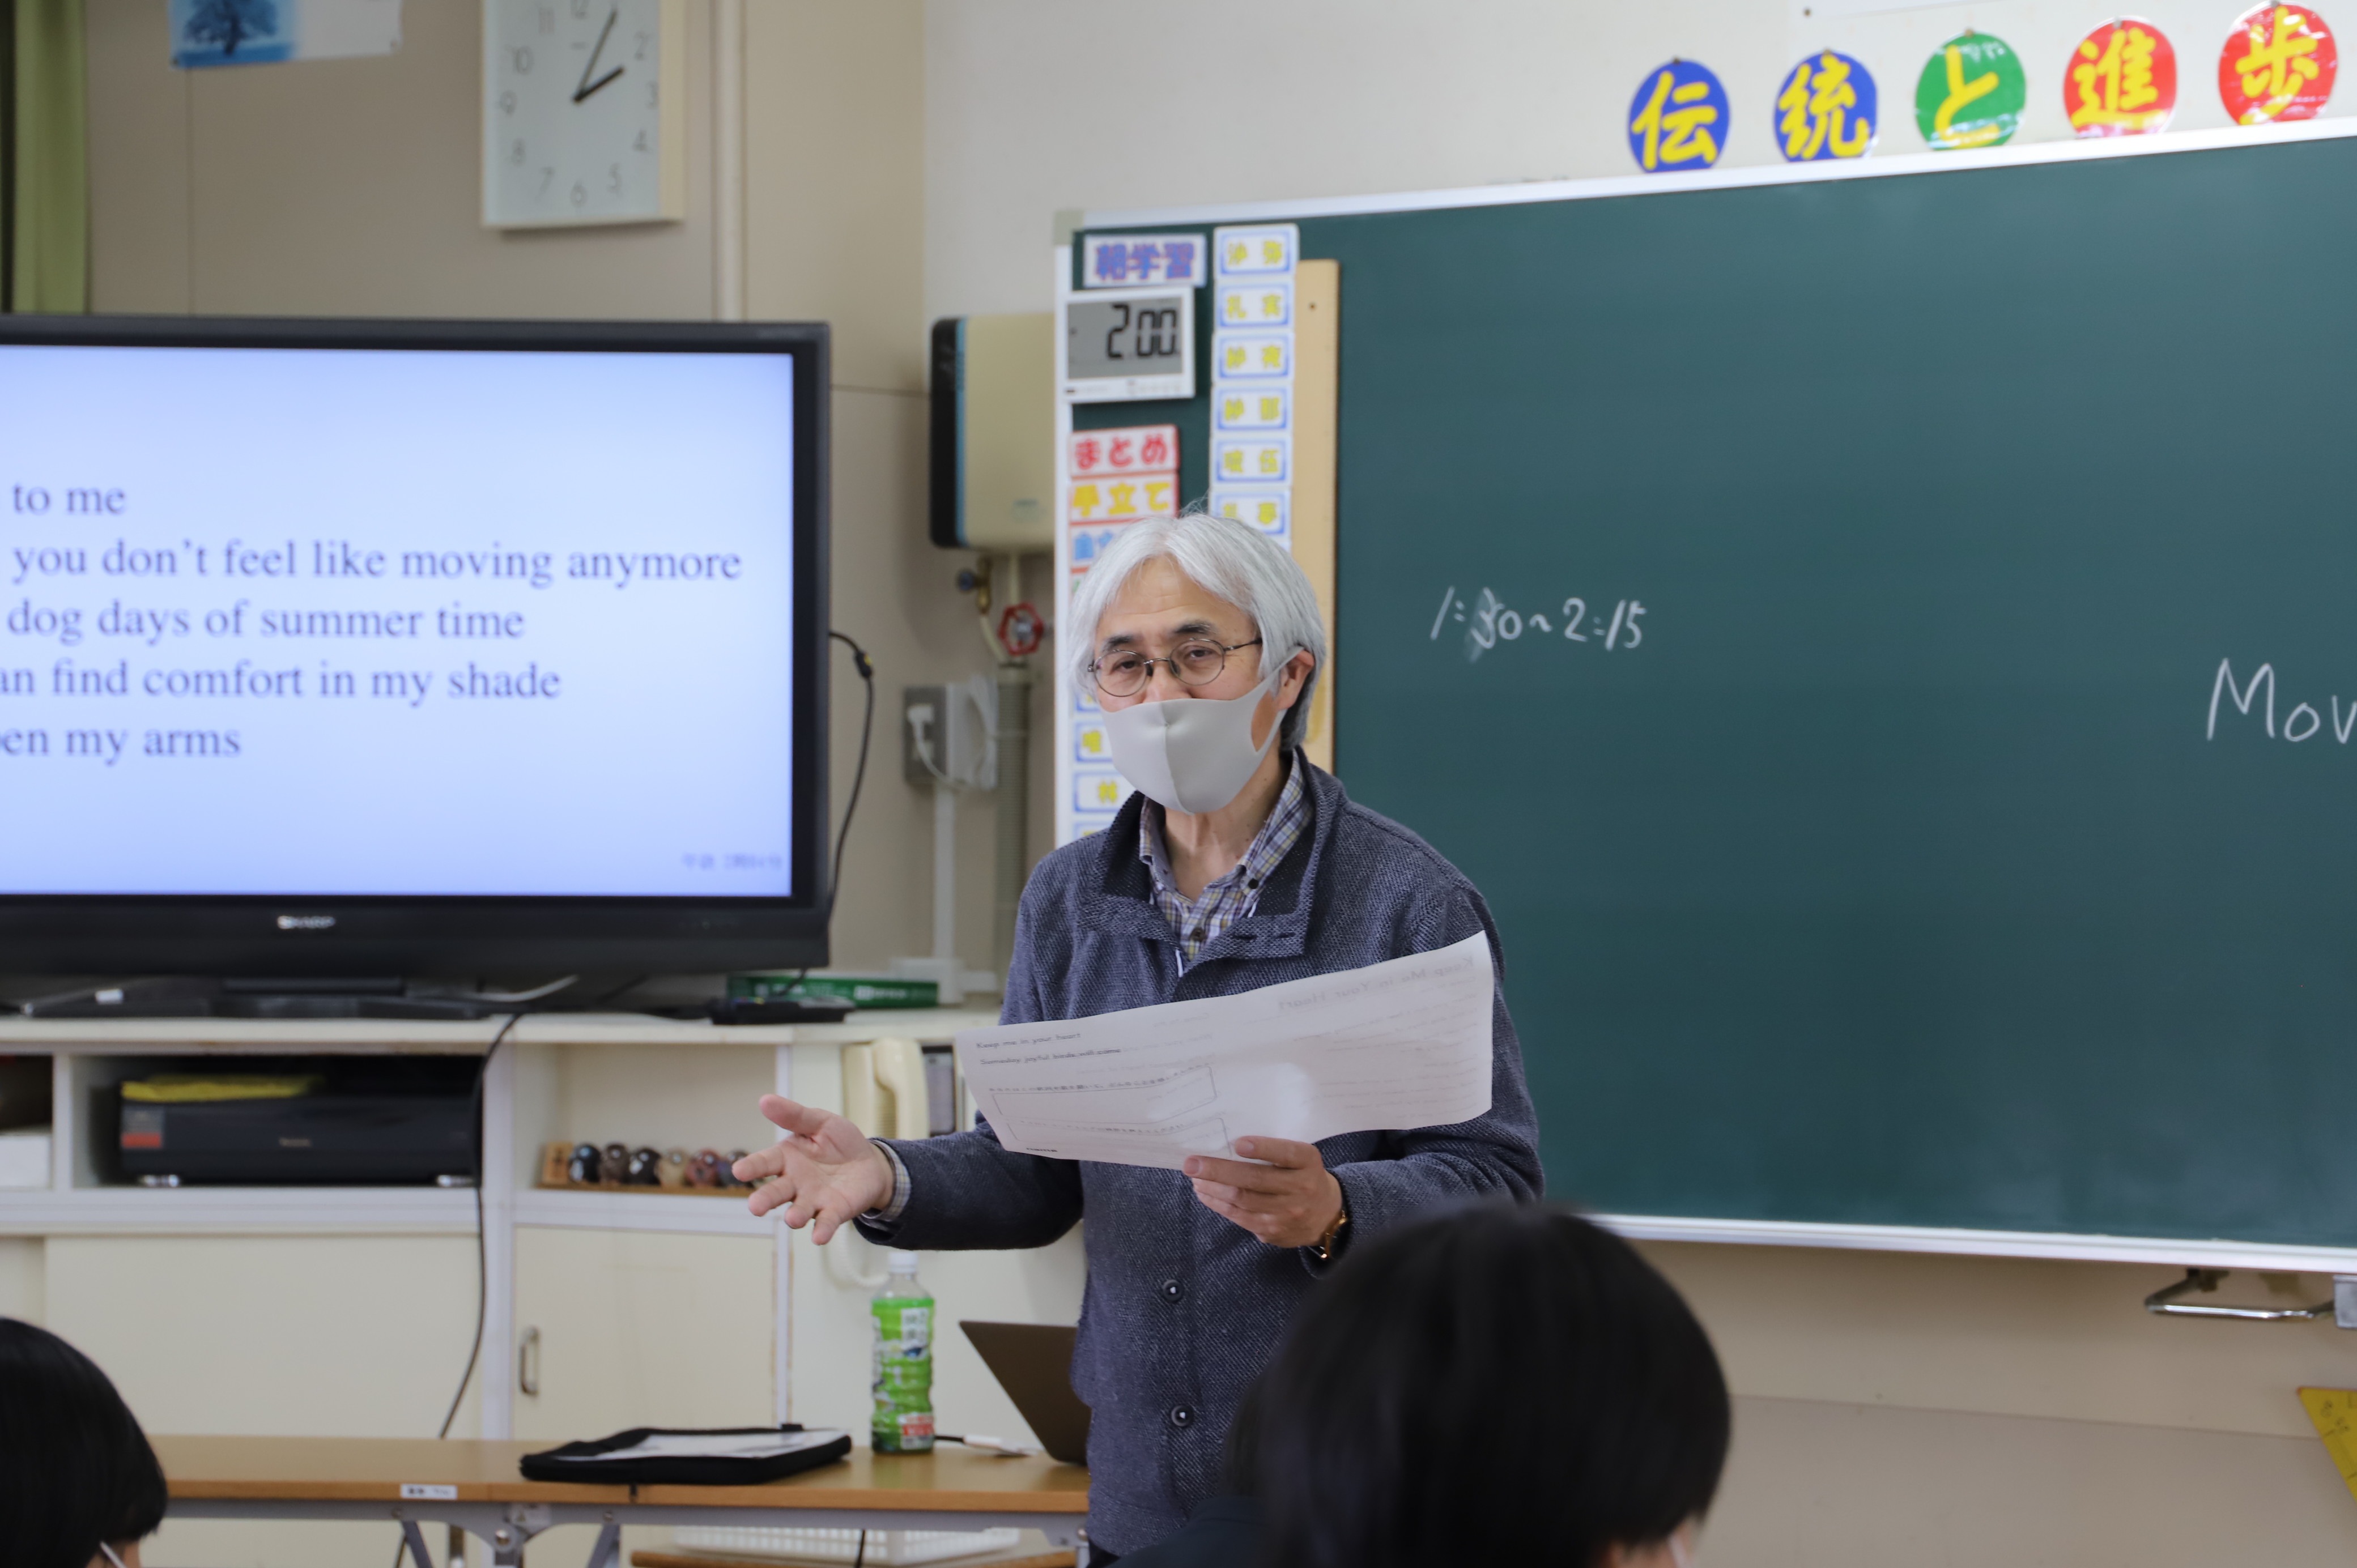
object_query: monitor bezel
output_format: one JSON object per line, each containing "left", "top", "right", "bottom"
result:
{"left": 0, "top": 314, "right": 831, "bottom": 977}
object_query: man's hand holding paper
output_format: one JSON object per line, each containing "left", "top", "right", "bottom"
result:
{"left": 954, "top": 931, "right": 1496, "bottom": 1170}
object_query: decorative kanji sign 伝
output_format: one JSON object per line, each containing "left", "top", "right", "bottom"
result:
{"left": 1916, "top": 32, "right": 2027, "bottom": 151}
{"left": 1627, "top": 59, "right": 1730, "bottom": 173}
{"left": 2067, "top": 18, "right": 2179, "bottom": 136}
{"left": 2219, "top": 3, "right": 2338, "bottom": 123}
{"left": 1775, "top": 50, "right": 1878, "bottom": 161}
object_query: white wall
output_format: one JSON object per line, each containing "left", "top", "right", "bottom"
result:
{"left": 85, "top": 0, "right": 1042, "bottom": 984}
{"left": 925, "top": 0, "right": 2351, "bottom": 320}
{"left": 59, "top": 3, "right": 2357, "bottom": 1561}
{"left": 924, "top": 3, "right": 2357, "bottom": 1562}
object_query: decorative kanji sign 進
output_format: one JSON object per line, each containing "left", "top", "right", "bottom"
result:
{"left": 2219, "top": 3, "right": 2338, "bottom": 123}
{"left": 2067, "top": 18, "right": 2179, "bottom": 136}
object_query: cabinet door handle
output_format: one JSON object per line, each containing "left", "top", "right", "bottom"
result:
{"left": 519, "top": 1325, "right": 541, "bottom": 1396}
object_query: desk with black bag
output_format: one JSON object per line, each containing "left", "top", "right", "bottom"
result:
{"left": 157, "top": 1433, "right": 1089, "bottom": 1566}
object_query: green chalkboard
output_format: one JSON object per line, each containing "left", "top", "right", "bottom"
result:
{"left": 1080, "top": 132, "right": 2357, "bottom": 1248}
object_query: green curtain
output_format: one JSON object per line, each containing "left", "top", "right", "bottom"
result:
{"left": 1, "top": 0, "right": 87, "bottom": 314}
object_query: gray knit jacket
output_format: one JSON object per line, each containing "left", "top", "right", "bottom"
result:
{"left": 857, "top": 757, "right": 1543, "bottom": 1556}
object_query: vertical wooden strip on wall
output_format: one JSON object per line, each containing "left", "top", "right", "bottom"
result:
{"left": 1292, "top": 259, "right": 1339, "bottom": 774}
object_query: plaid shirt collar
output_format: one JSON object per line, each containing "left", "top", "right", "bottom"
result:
{"left": 1138, "top": 754, "right": 1311, "bottom": 970}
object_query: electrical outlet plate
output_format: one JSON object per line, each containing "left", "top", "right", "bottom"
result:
{"left": 903, "top": 685, "right": 947, "bottom": 786}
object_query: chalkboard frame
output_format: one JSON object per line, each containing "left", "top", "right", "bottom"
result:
{"left": 1059, "top": 116, "right": 2357, "bottom": 1273}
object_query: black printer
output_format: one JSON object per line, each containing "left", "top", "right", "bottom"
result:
{"left": 112, "top": 1055, "right": 478, "bottom": 1186}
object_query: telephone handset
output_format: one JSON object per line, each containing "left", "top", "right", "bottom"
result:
{"left": 826, "top": 1039, "right": 930, "bottom": 1289}
{"left": 841, "top": 1038, "right": 931, "bottom": 1142}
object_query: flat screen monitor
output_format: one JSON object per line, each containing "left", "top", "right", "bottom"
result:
{"left": 0, "top": 316, "right": 829, "bottom": 977}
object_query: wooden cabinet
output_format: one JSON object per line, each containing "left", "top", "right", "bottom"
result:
{"left": 512, "top": 1225, "right": 776, "bottom": 1441}
{"left": 0, "top": 1009, "right": 1087, "bottom": 1565}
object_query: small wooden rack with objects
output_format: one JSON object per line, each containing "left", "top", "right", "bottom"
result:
{"left": 536, "top": 1140, "right": 759, "bottom": 1195}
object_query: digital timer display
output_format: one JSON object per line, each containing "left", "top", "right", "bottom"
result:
{"left": 1062, "top": 288, "right": 1194, "bottom": 403}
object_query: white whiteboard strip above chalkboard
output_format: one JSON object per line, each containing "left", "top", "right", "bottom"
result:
{"left": 1789, "top": 0, "right": 1969, "bottom": 17}
{"left": 1084, "top": 113, "right": 2357, "bottom": 231}
{"left": 1599, "top": 1215, "right": 2357, "bottom": 1275}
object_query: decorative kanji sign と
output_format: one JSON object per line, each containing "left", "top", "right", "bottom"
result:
{"left": 1627, "top": 59, "right": 1730, "bottom": 173}
{"left": 2219, "top": 3, "right": 2338, "bottom": 123}
{"left": 2067, "top": 18, "right": 2179, "bottom": 136}
{"left": 1775, "top": 50, "right": 1878, "bottom": 161}
{"left": 1915, "top": 32, "right": 2026, "bottom": 151}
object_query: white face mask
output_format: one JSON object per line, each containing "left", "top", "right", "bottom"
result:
{"left": 1103, "top": 659, "right": 1285, "bottom": 815}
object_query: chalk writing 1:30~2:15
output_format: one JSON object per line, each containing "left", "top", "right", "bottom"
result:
{"left": 1431, "top": 586, "right": 1647, "bottom": 664}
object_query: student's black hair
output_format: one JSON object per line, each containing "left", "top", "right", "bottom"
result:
{"left": 0, "top": 1317, "right": 169, "bottom": 1568}
{"left": 1253, "top": 1203, "right": 1729, "bottom": 1568}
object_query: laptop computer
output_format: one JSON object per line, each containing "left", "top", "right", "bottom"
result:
{"left": 960, "top": 1320, "right": 1091, "bottom": 1464}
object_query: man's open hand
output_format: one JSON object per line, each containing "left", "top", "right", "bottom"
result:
{"left": 733, "top": 1095, "right": 895, "bottom": 1243}
{"left": 1183, "top": 1136, "right": 1343, "bottom": 1249}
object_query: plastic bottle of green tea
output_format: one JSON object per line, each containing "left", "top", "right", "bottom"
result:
{"left": 871, "top": 1250, "right": 936, "bottom": 1452}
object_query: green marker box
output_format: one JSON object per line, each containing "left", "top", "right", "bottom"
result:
{"left": 727, "top": 972, "right": 940, "bottom": 1009}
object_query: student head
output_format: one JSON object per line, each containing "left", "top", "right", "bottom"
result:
{"left": 1253, "top": 1204, "right": 1729, "bottom": 1568}
{"left": 0, "top": 1318, "right": 168, "bottom": 1568}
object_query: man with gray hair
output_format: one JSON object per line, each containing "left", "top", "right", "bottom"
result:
{"left": 734, "top": 512, "right": 1542, "bottom": 1562}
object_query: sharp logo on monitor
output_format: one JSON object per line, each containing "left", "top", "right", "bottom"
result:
{"left": 276, "top": 915, "right": 337, "bottom": 932}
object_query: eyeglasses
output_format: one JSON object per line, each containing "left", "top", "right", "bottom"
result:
{"left": 1091, "top": 637, "right": 1262, "bottom": 698}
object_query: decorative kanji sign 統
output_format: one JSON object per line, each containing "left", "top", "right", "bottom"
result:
{"left": 2219, "top": 3, "right": 2337, "bottom": 123}
{"left": 1775, "top": 50, "right": 1877, "bottom": 161}
{"left": 1627, "top": 59, "right": 1730, "bottom": 173}
{"left": 2067, "top": 18, "right": 2179, "bottom": 135}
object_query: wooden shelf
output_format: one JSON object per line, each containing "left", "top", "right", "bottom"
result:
{"left": 0, "top": 1182, "right": 788, "bottom": 1238}
{"left": 0, "top": 1008, "right": 1001, "bottom": 1053}
{"left": 0, "top": 1182, "right": 479, "bottom": 1235}
{"left": 516, "top": 1185, "right": 775, "bottom": 1237}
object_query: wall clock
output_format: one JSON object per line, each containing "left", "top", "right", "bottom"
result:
{"left": 483, "top": 0, "right": 685, "bottom": 228}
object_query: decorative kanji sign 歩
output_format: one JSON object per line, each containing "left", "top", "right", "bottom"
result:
{"left": 2219, "top": 3, "right": 2338, "bottom": 123}
{"left": 1627, "top": 59, "right": 1730, "bottom": 173}
{"left": 1915, "top": 32, "right": 2027, "bottom": 151}
{"left": 2067, "top": 18, "right": 2179, "bottom": 136}
{"left": 1775, "top": 50, "right": 1878, "bottom": 161}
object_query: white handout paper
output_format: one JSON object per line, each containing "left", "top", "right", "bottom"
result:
{"left": 954, "top": 931, "right": 1495, "bottom": 1169}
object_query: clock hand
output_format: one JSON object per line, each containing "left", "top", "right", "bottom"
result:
{"left": 576, "top": 63, "right": 624, "bottom": 102}
{"left": 572, "top": 6, "right": 621, "bottom": 103}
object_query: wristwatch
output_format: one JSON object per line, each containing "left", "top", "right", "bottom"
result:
{"left": 1308, "top": 1185, "right": 1351, "bottom": 1262}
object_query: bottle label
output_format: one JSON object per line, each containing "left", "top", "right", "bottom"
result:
{"left": 872, "top": 1293, "right": 936, "bottom": 1452}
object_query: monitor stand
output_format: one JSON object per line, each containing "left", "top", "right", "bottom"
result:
{"left": 19, "top": 976, "right": 501, "bottom": 1021}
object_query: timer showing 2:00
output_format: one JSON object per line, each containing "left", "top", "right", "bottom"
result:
{"left": 1431, "top": 586, "right": 1648, "bottom": 664}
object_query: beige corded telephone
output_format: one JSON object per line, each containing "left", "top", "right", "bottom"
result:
{"left": 824, "top": 1039, "right": 930, "bottom": 1289}
{"left": 840, "top": 1038, "right": 931, "bottom": 1141}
